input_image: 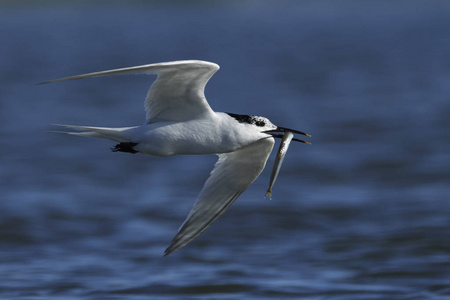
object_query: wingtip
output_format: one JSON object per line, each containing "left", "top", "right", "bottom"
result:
{"left": 163, "top": 243, "right": 179, "bottom": 257}
{"left": 37, "top": 78, "right": 67, "bottom": 85}
{"left": 163, "top": 233, "right": 186, "bottom": 257}
{"left": 163, "top": 244, "right": 173, "bottom": 256}
{"left": 37, "top": 77, "right": 79, "bottom": 85}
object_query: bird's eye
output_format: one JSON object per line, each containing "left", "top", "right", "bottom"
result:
{"left": 255, "top": 121, "right": 265, "bottom": 127}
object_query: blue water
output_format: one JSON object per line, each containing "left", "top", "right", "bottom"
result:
{"left": 1, "top": 1, "right": 450, "bottom": 299}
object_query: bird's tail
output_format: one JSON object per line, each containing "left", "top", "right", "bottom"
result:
{"left": 50, "top": 124, "right": 135, "bottom": 143}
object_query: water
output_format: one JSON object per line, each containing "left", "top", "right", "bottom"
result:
{"left": 1, "top": 1, "right": 450, "bottom": 299}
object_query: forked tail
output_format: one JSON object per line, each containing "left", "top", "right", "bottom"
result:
{"left": 51, "top": 124, "right": 134, "bottom": 143}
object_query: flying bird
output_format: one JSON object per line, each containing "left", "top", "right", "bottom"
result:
{"left": 41, "top": 60, "right": 311, "bottom": 256}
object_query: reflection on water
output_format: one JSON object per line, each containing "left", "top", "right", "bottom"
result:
{"left": 0, "top": 1, "right": 449, "bottom": 299}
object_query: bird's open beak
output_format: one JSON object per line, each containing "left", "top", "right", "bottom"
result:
{"left": 264, "top": 127, "right": 311, "bottom": 144}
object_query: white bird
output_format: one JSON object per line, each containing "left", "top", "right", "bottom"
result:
{"left": 41, "top": 60, "right": 311, "bottom": 256}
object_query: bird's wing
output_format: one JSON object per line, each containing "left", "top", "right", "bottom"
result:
{"left": 40, "top": 60, "right": 220, "bottom": 123}
{"left": 164, "top": 137, "right": 275, "bottom": 256}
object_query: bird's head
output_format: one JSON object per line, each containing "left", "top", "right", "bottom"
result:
{"left": 226, "top": 112, "right": 311, "bottom": 144}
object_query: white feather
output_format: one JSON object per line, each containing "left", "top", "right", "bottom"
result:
{"left": 41, "top": 60, "right": 219, "bottom": 123}
{"left": 164, "top": 137, "right": 274, "bottom": 256}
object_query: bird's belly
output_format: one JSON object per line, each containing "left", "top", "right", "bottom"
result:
{"left": 136, "top": 136, "right": 240, "bottom": 156}
{"left": 129, "top": 122, "right": 250, "bottom": 156}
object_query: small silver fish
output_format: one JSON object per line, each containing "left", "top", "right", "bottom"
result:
{"left": 265, "top": 130, "right": 311, "bottom": 198}
{"left": 266, "top": 131, "right": 294, "bottom": 198}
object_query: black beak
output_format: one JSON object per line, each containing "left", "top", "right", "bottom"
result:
{"left": 264, "top": 127, "right": 311, "bottom": 144}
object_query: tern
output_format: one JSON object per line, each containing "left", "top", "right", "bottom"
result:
{"left": 41, "top": 60, "right": 311, "bottom": 256}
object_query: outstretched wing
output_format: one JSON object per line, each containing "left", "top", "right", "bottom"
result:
{"left": 164, "top": 137, "right": 275, "bottom": 256}
{"left": 40, "top": 60, "right": 220, "bottom": 123}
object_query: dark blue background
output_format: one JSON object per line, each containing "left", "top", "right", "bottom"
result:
{"left": 1, "top": 1, "right": 449, "bottom": 299}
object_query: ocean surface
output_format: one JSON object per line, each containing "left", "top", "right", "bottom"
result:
{"left": 1, "top": 1, "right": 450, "bottom": 299}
